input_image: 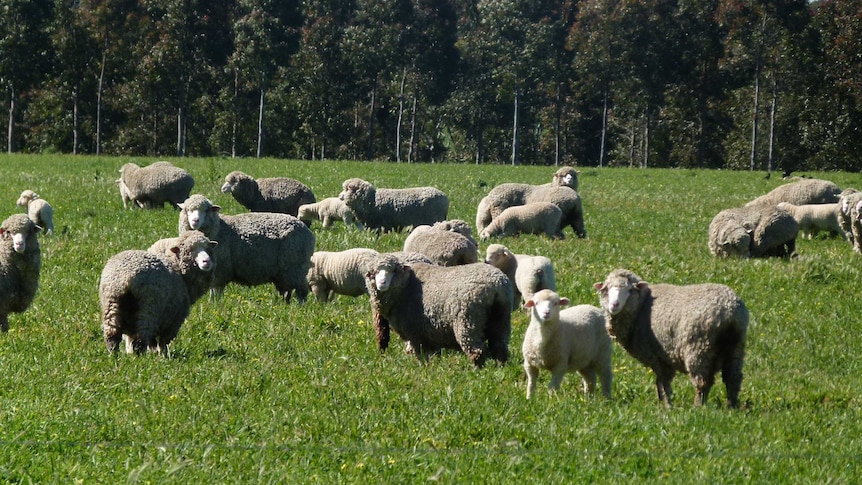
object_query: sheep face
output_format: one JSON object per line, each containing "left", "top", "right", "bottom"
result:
{"left": 16, "top": 190, "right": 38, "bottom": 207}
{"left": 524, "top": 289, "right": 569, "bottom": 323}
{"left": 339, "top": 178, "right": 374, "bottom": 206}
{"left": 484, "top": 244, "right": 512, "bottom": 266}
{"left": 594, "top": 271, "right": 648, "bottom": 316}
{"left": 179, "top": 196, "right": 221, "bottom": 231}
{"left": 0, "top": 216, "right": 40, "bottom": 253}
{"left": 220, "top": 171, "right": 250, "bottom": 194}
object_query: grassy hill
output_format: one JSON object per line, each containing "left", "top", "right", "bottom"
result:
{"left": 1, "top": 154, "right": 860, "bottom": 482}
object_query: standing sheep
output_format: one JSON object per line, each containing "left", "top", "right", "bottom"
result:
{"left": 594, "top": 269, "right": 748, "bottom": 408}
{"left": 838, "top": 189, "right": 861, "bottom": 242}
{"left": 522, "top": 290, "right": 612, "bottom": 399}
{"left": 339, "top": 178, "right": 449, "bottom": 232}
{"left": 851, "top": 199, "right": 862, "bottom": 254}
{"left": 403, "top": 224, "right": 478, "bottom": 266}
{"left": 0, "top": 214, "right": 41, "bottom": 332}
{"left": 118, "top": 161, "right": 195, "bottom": 209}
{"left": 178, "top": 194, "right": 315, "bottom": 303}
{"left": 16, "top": 190, "right": 54, "bottom": 235}
{"left": 365, "top": 255, "right": 513, "bottom": 367}
{"left": 479, "top": 202, "right": 563, "bottom": 240}
{"left": 746, "top": 178, "right": 841, "bottom": 207}
{"left": 484, "top": 244, "right": 555, "bottom": 305}
{"left": 307, "top": 248, "right": 380, "bottom": 302}
{"left": 776, "top": 202, "right": 843, "bottom": 239}
{"left": 297, "top": 197, "right": 360, "bottom": 228}
{"left": 708, "top": 204, "right": 798, "bottom": 258}
{"left": 221, "top": 170, "right": 316, "bottom": 217}
{"left": 99, "top": 231, "right": 217, "bottom": 355}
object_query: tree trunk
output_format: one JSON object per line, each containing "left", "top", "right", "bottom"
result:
{"left": 366, "top": 77, "right": 377, "bottom": 161}
{"left": 642, "top": 107, "right": 650, "bottom": 168}
{"left": 396, "top": 68, "right": 406, "bottom": 163}
{"left": 177, "top": 105, "right": 185, "bottom": 157}
{"left": 72, "top": 87, "right": 79, "bottom": 155}
{"left": 600, "top": 87, "right": 608, "bottom": 168}
{"left": 257, "top": 73, "right": 266, "bottom": 159}
{"left": 6, "top": 85, "right": 14, "bottom": 154}
{"left": 408, "top": 94, "right": 417, "bottom": 163}
{"left": 231, "top": 70, "right": 238, "bottom": 158}
{"left": 767, "top": 74, "right": 777, "bottom": 174}
{"left": 475, "top": 126, "right": 483, "bottom": 165}
{"left": 511, "top": 87, "right": 520, "bottom": 166}
{"left": 750, "top": 51, "right": 761, "bottom": 171}
{"left": 96, "top": 33, "right": 108, "bottom": 156}
{"left": 555, "top": 85, "right": 562, "bottom": 166}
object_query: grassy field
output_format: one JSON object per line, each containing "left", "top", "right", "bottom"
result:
{"left": 1, "top": 154, "right": 861, "bottom": 482}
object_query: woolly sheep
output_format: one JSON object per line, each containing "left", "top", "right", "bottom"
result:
{"left": 365, "top": 255, "right": 513, "bottom": 367}
{"left": 484, "top": 244, "right": 555, "bottom": 305}
{"left": 594, "top": 269, "right": 748, "bottom": 407}
{"left": 297, "top": 197, "right": 360, "bottom": 228}
{"left": 16, "top": 190, "right": 54, "bottom": 235}
{"left": 147, "top": 237, "right": 180, "bottom": 257}
{"left": 776, "top": 202, "right": 843, "bottom": 240}
{"left": 307, "top": 248, "right": 380, "bottom": 302}
{"left": 221, "top": 170, "right": 316, "bottom": 217}
{"left": 118, "top": 161, "right": 194, "bottom": 209}
{"left": 99, "top": 231, "right": 216, "bottom": 355}
{"left": 746, "top": 178, "right": 841, "bottom": 207}
{"left": 528, "top": 185, "right": 586, "bottom": 238}
{"left": 478, "top": 185, "right": 585, "bottom": 238}
{"left": 838, "top": 189, "right": 861, "bottom": 242}
{"left": 708, "top": 204, "right": 798, "bottom": 258}
{"left": 178, "top": 194, "right": 315, "bottom": 303}
{"left": 403, "top": 225, "right": 478, "bottom": 266}
{"left": 0, "top": 215, "right": 41, "bottom": 332}
{"left": 851, "top": 199, "right": 862, "bottom": 255}
{"left": 522, "top": 290, "right": 612, "bottom": 399}
{"left": 431, "top": 219, "right": 479, "bottom": 249}
{"left": 338, "top": 178, "right": 449, "bottom": 232}
{"left": 552, "top": 166, "right": 579, "bottom": 191}
{"left": 479, "top": 202, "right": 562, "bottom": 240}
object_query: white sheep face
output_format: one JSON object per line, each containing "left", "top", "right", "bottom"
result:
{"left": 195, "top": 248, "right": 214, "bottom": 271}
{"left": 374, "top": 269, "right": 394, "bottom": 292}
{"left": 561, "top": 173, "right": 574, "bottom": 186}
{"left": 11, "top": 232, "right": 27, "bottom": 253}
{"left": 855, "top": 200, "right": 862, "bottom": 221}
{"left": 187, "top": 209, "right": 205, "bottom": 230}
{"left": 526, "top": 290, "right": 569, "bottom": 323}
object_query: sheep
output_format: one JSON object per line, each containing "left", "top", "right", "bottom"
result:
{"left": 402, "top": 224, "right": 478, "bottom": 266}
{"left": 838, "top": 189, "right": 861, "bottom": 242}
{"left": 338, "top": 178, "right": 449, "bottom": 232}
{"left": 431, "top": 219, "right": 479, "bottom": 249}
{"left": 479, "top": 202, "right": 562, "bottom": 240}
{"left": 522, "top": 290, "right": 612, "bottom": 399}
{"left": 365, "top": 255, "right": 513, "bottom": 367}
{"left": 118, "top": 161, "right": 194, "bottom": 209}
{"left": 594, "top": 269, "right": 748, "bottom": 408}
{"left": 99, "top": 231, "right": 217, "bottom": 356}
{"left": 178, "top": 194, "right": 315, "bottom": 303}
{"left": 478, "top": 185, "right": 585, "bottom": 238}
{"left": 0, "top": 214, "right": 41, "bottom": 332}
{"left": 307, "top": 248, "right": 380, "bottom": 302}
{"left": 851, "top": 199, "right": 862, "bottom": 255}
{"left": 552, "top": 166, "right": 579, "bottom": 191}
{"left": 297, "top": 197, "right": 360, "bottom": 229}
{"left": 776, "top": 202, "right": 843, "bottom": 240}
{"left": 147, "top": 237, "right": 179, "bottom": 257}
{"left": 220, "top": 170, "right": 316, "bottom": 217}
{"left": 476, "top": 196, "right": 493, "bottom": 234}
{"left": 484, "top": 244, "right": 555, "bottom": 305}
{"left": 528, "top": 185, "right": 586, "bottom": 238}
{"left": 746, "top": 178, "right": 842, "bottom": 207}
{"left": 16, "top": 190, "right": 54, "bottom": 235}
{"left": 708, "top": 204, "right": 798, "bottom": 258}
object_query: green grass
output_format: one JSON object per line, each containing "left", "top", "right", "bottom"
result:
{"left": 0, "top": 154, "right": 861, "bottom": 482}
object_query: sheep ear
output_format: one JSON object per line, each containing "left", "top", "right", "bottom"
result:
{"left": 559, "top": 297, "right": 570, "bottom": 307}
{"left": 635, "top": 281, "right": 649, "bottom": 290}
{"left": 33, "top": 224, "right": 42, "bottom": 234}
{"left": 524, "top": 299, "right": 536, "bottom": 309}
{"left": 593, "top": 283, "right": 604, "bottom": 291}
{"left": 210, "top": 205, "right": 222, "bottom": 213}
{"left": 209, "top": 241, "right": 218, "bottom": 249}
{"left": 170, "top": 246, "right": 181, "bottom": 256}
{"left": 177, "top": 202, "right": 185, "bottom": 210}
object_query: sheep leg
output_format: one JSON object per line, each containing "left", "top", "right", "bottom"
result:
{"left": 690, "top": 373, "right": 715, "bottom": 407}
{"left": 372, "top": 309, "right": 390, "bottom": 351}
{"left": 722, "top": 350, "right": 745, "bottom": 408}
{"left": 548, "top": 367, "right": 569, "bottom": 393}
{"left": 524, "top": 365, "right": 539, "bottom": 399}
{"left": 577, "top": 367, "right": 597, "bottom": 395}
{"left": 597, "top": 361, "right": 613, "bottom": 399}
{"left": 654, "top": 369, "right": 675, "bottom": 408}
{"left": 456, "top": 331, "right": 488, "bottom": 368}
{"left": 101, "top": 301, "right": 123, "bottom": 352}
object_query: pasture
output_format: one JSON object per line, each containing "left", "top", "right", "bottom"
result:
{"left": 1, "top": 154, "right": 860, "bottom": 482}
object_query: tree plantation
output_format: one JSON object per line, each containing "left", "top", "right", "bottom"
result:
{"left": 1, "top": 0, "right": 860, "bottom": 170}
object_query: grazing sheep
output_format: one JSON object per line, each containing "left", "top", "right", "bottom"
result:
{"left": 595, "top": 269, "right": 748, "bottom": 408}
{"left": 118, "top": 161, "right": 194, "bottom": 209}
{"left": 522, "top": 290, "right": 612, "bottom": 399}
{"left": 479, "top": 202, "right": 563, "bottom": 240}
{"left": 476, "top": 196, "right": 493, "bottom": 233}
{"left": 776, "top": 202, "right": 843, "bottom": 239}
{"left": 552, "top": 166, "right": 579, "bottom": 191}
{"left": 16, "top": 190, "right": 54, "bottom": 235}
{"left": 746, "top": 178, "right": 841, "bottom": 207}
{"left": 478, "top": 184, "right": 585, "bottom": 238}
{"left": 431, "top": 219, "right": 479, "bottom": 249}
{"left": 99, "top": 231, "right": 216, "bottom": 355}
{"left": 484, "top": 244, "right": 555, "bottom": 305}
{"left": 528, "top": 185, "right": 586, "bottom": 238}
{"left": 708, "top": 205, "right": 798, "bottom": 258}
{"left": 221, "top": 170, "right": 316, "bottom": 217}
{"left": 403, "top": 225, "right": 478, "bottom": 266}
{"left": 365, "top": 255, "right": 513, "bottom": 367}
{"left": 297, "top": 197, "right": 360, "bottom": 228}
{"left": 339, "top": 178, "right": 449, "bottom": 232}
{"left": 838, "top": 189, "right": 861, "bottom": 242}
{"left": 178, "top": 194, "right": 315, "bottom": 303}
{"left": 307, "top": 248, "right": 380, "bottom": 302}
{"left": 0, "top": 215, "right": 41, "bottom": 332}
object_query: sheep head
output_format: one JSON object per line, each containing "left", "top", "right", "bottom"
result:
{"left": 594, "top": 269, "right": 648, "bottom": 336}
{"left": 170, "top": 231, "right": 217, "bottom": 273}
{"left": 16, "top": 190, "right": 38, "bottom": 207}
{"left": 524, "top": 289, "right": 569, "bottom": 324}
{"left": 178, "top": 194, "right": 221, "bottom": 233}
{"left": 339, "top": 178, "right": 375, "bottom": 208}
{"left": 221, "top": 171, "right": 253, "bottom": 194}
{"left": 0, "top": 214, "right": 40, "bottom": 254}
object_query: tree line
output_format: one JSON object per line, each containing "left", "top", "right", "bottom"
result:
{"left": 2, "top": 0, "right": 861, "bottom": 171}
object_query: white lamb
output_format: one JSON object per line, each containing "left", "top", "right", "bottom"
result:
{"left": 522, "top": 290, "right": 612, "bottom": 399}
{"left": 776, "top": 202, "right": 843, "bottom": 240}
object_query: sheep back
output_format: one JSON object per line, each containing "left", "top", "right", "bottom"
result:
{"left": 339, "top": 178, "right": 449, "bottom": 232}
{"left": 595, "top": 269, "right": 748, "bottom": 407}
{"left": 777, "top": 202, "right": 843, "bottom": 239}
{"left": 0, "top": 214, "right": 41, "bottom": 332}
{"left": 307, "top": 248, "right": 380, "bottom": 301}
{"left": 119, "top": 162, "right": 194, "bottom": 209}
{"left": 479, "top": 202, "right": 562, "bottom": 240}
{"left": 403, "top": 225, "right": 478, "bottom": 266}
{"left": 221, "top": 170, "right": 315, "bottom": 216}
{"left": 526, "top": 186, "right": 586, "bottom": 238}
{"left": 746, "top": 178, "right": 841, "bottom": 207}
{"left": 365, "top": 257, "right": 513, "bottom": 367}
